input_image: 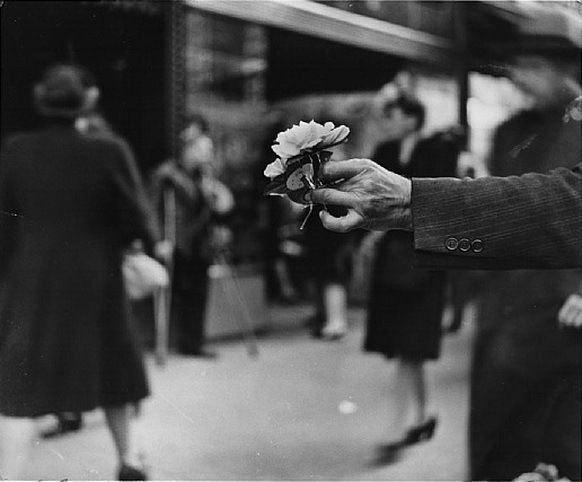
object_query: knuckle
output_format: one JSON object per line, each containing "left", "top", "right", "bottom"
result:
{"left": 362, "top": 158, "right": 374, "bottom": 169}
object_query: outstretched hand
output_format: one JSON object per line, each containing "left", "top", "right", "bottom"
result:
{"left": 307, "top": 158, "right": 412, "bottom": 232}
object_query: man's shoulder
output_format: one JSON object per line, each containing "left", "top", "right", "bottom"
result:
{"left": 81, "top": 130, "right": 129, "bottom": 152}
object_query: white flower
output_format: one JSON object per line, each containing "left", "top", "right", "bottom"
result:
{"left": 271, "top": 120, "right": 349, "bottom": 160}
{"left": 263, "top": 158, "right": 286, "bottom": 178}
{"left": 265, "top": 120, "right": 350, "bottom": 180}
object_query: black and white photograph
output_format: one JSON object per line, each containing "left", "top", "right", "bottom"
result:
{"left": 1, "top": 0, "right": 580, "bottom": 480}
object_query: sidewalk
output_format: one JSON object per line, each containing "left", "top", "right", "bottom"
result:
{"left": 24, "top": 304, "right": 474, "bottom": 480}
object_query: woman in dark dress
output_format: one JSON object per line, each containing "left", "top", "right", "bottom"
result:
{"left": 364, "top": 95, "right": 459, "bottom": 460}
{"left": 0, "top": 64, "right": 155, "bottom": 480}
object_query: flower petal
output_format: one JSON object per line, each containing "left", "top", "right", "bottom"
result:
{"left": 320, "top": 125, "right": 350, "bottom": 147}
{"left": 272, "top": 120, "right": 350, "bottom": 161}
{"left": 264, "top": 158, "right": 286, "bottom": 178}
{"left": 272, "top": 141, "right": 300, "bottom": 159}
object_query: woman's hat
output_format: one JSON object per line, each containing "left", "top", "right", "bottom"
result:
{"left": 33, "top": 64, "right": 99, "bottom": 119}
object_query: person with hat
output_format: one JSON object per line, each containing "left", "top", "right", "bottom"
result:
{"left": 467, "top": 27, "right": 581, "bottom": 480}
{"left": 151, "top": 113, "right": 234, "bottom": 358}
{"left": 0, "top": 63, "right": 155, "bottom": 480}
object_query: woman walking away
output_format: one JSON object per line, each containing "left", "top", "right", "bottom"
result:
{"left": 364, "top": 94, "right": 460, "bottom": 464}
{"left": 0, "top": 64, "right": 156, "bottom": 480}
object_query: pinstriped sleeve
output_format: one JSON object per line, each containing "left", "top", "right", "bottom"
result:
{"left": 411, "top": 164, "right": 582, "bottom": 269}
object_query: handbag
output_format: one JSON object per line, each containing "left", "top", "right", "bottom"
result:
{"left": 122, "top": 251, "right": 169, "bottom": 300}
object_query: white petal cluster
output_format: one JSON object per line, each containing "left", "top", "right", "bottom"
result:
{"left": 264, "top": 120, "right": 349, "bottom": 179}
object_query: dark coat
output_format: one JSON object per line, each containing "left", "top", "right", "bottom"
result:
{"left": 469, "top": 106, "right": 582, "bottom": 481}
{"left": 364, "top": 133, "right": 459, "bottom": 360}
{"left": 0, "top": 124, "right": 155, "bottom": 417}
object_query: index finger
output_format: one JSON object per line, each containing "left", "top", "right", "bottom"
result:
{"left": 320, "top": 158, "right": 371, "bottom": 183}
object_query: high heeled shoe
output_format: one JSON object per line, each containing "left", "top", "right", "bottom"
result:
{"left": 403, "top": 416, "right": 438, "bottom": 446}
{"left": 118, "top": 464, "right": 148, "bottom": 481}
{"left": 369, "top": 440, "right": 405, "bottom": 466}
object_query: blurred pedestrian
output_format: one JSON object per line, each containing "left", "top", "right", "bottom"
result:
{"left": 303, "top": 140, "right": 357, "bottom": 340}
{"left": 0, "top": 63, "right": 155, "bottom": 479}
{"left": 363, "top": 94, "right": 459, "bottom": 463}
{"left": 42, "top": 111, "right": 143, "bottom": 439}
{"left": 469, "top": 42, "right": 581, "bottom": 481}
{"left": 151, "top": 113, "right": 234, "bottom": 357}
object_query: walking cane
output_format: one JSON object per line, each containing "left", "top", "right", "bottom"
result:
{"left": 154, "top": 186, "right": 176, "bottom": 367}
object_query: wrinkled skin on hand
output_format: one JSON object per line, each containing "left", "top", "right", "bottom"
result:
{"left": 308, "top": 158, "right": 412, "bottom": 232}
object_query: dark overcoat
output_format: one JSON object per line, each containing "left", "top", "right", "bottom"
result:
{"left": 470, "top": 105, "right": 582, "bottom": 481}
{"left": 0, "top": 124, "right": 155, "bottom": 417}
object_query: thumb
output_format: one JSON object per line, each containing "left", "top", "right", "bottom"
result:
{"left": 319, "top": 208, "right": 363, "bottom": 233}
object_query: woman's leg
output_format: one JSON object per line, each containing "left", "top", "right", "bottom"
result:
{"left": 387, "top": 359, "right": 413, "bottom": 441}
{"left": 274, "top": 258, "right": 298, "bottom": 301}
{"left": 402, "top": 358, "right": 427, "bottom": 426}
{"left": 387, "top": 358, "right": 427, "bottom": 441}
{"left": 0, "top": 415, "right": 37, "bottom": 479}
{"left": 103, "top": 404, "right": 142, "bottom": 469}
{"left": 321, "top": 283, "right": 348, "bottom": 338}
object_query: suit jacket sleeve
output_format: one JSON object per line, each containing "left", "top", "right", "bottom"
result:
{"left": 411, "top": 163, "right": 582, "bottom": 269}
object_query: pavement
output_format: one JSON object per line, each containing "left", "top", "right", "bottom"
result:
{"left": 22, "top": 303, "right": 475, "bottom": 481}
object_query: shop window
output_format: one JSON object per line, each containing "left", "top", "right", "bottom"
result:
{"left": 185, "top": 11, "right": 266, "bottom": 104}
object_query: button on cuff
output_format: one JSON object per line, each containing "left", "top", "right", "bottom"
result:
{"left": 445, "top": 237, "right": 459, "bottom": 251}
{"left": 472, "top": 239, "right": 484, "bottom": 253}
{"left": 459, "top": 238, "right": 471, "bottom": 252}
